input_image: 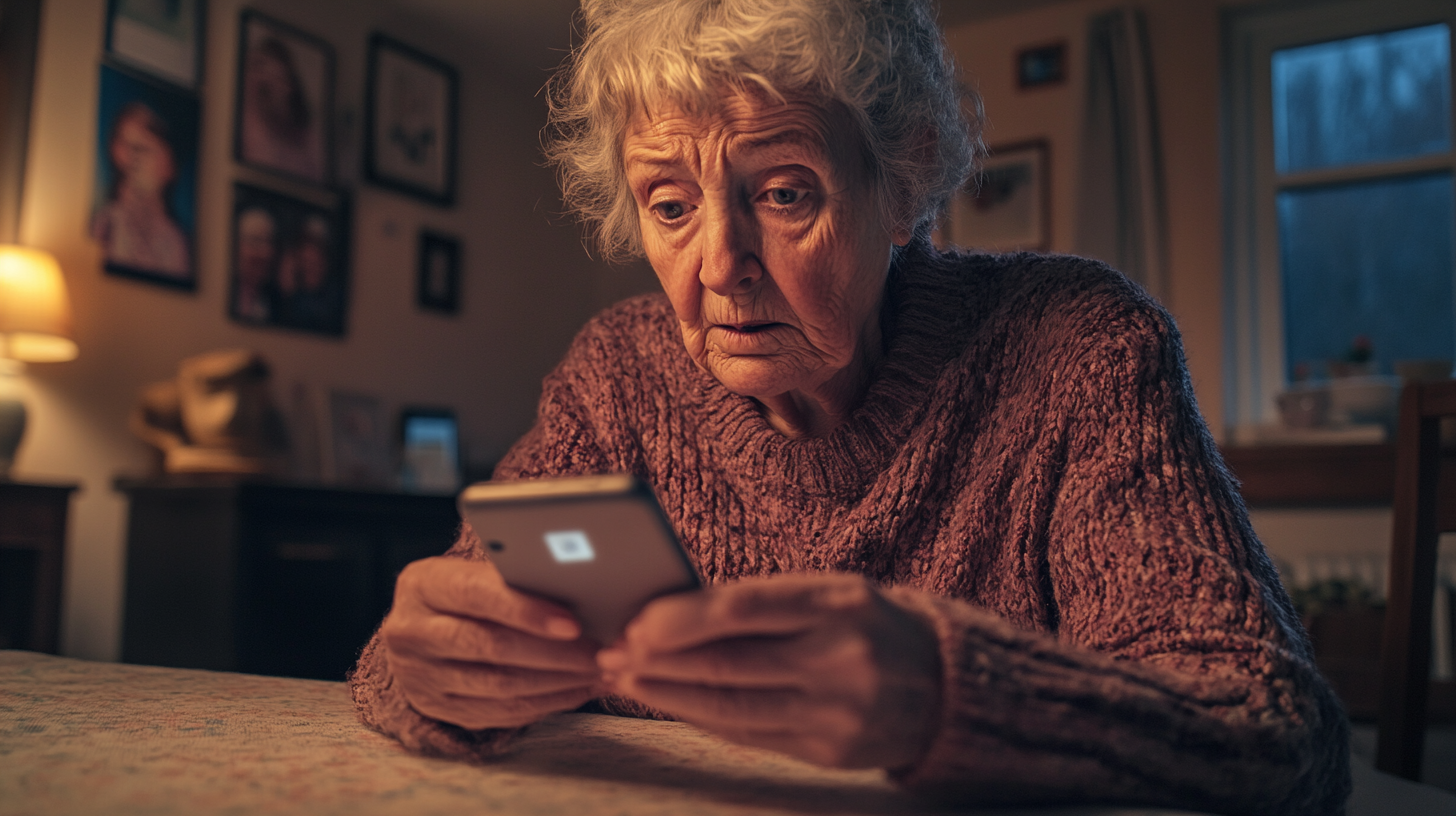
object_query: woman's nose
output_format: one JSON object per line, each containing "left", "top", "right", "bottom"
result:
{"left": 699, "top": 200, "right": 762, "bottom": 296}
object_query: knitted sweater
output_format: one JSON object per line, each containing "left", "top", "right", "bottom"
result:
{"left": 350, "top": 248, "right": 1350, "bottom": 815}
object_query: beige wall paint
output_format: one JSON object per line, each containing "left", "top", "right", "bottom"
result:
{"left": 943, "top": 0, "right": 1229, "bottom": 435}
{"left": 16, "top": 0, "right": 656, "bottom": 660}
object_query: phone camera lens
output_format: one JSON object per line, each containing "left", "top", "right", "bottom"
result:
{"left": 487, "top": 540, "right": 505, "bottom": 552}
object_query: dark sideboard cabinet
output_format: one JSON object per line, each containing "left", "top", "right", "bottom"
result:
{"left": 0, "top": 480, "right": 77, "bottom": 654}
{"left": 117, "top": 478, "right": 460, "bottom": 681}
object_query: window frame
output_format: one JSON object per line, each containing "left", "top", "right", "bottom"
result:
{"left": 1222, "top": 0, "right": 1456, "bottom": 431}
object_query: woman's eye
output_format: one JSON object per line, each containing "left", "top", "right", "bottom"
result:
{"left": 653, "top": 201, "right": 687, "bottom": 221}
{"left": 768, "top": 188, "right": 804, "bottom": 206}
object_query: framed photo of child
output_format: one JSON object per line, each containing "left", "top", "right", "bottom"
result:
{"left": 90, "top": 63, "right": 200, "bottom": 290}
{"left": 234, "top": 10, "right": 334, "bottom": 185}
{"left": 228, "top": 183, "right": 350, "bottom": 336}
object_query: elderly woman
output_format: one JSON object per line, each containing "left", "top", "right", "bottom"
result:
{"left": 350, "top": 1, "right": 1348, "bottom": 813}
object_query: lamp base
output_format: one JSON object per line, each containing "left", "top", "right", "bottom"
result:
{"left": 0, "top": 396, "right": 26, "bottom": 475}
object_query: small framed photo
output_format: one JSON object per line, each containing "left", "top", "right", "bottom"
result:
{"left": 91, "top": 63, "right": 200, "bottom": 290}
{"left": 398, "top": 407, "right": 461, "bottom": 493}
{"left": 106, "top": 0, "right": 205, "bottom": 89}
{"left": 235, "top": 10, "right": 334, "bottom": 185}
{"left": 1016, "top": 42, "right": 1068, "bottom": 89}
{"left": 949, "top": 141, "right": 1050, "bottom": 253}
{"left": 328, "top": 390, "right": 392, "bottom": 488}
{"left": 417, "top": 231, "right": 461, "bottom": 313}
{"left": 365, "top": 33, "right": 458, "bottom": 205}
{"left": 228, "top": 182, "right": 350, "bottom": 336}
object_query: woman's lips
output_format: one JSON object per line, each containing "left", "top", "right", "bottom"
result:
{"left": 708, "top": 322, "right": 787, "bottom": 352}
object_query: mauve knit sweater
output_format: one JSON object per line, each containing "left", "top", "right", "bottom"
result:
{"left": 350, "top": 248, "right": 1351, "bottom": 815}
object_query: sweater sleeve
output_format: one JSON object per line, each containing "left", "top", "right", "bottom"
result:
{"left": 348, "top": 319, "right": 628, "bottom": 758}
{"left": 885, "top": 277, "right": 1350, "bottom": 816}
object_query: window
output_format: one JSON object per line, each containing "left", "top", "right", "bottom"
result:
{"left": 1224, "top": 1, "right": 1456, "bottom": 430}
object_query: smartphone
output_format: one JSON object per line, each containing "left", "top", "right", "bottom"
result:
{"left": 456, "top": 474, "right": 701, "bottom": 644}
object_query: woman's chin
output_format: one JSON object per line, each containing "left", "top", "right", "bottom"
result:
{"left": 705, "top": 356, "right": 809, "bottom": 400}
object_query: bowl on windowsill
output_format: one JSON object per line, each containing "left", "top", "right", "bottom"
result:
{"left": 1327, "top": 375, "right": 1402, "bottom": 429}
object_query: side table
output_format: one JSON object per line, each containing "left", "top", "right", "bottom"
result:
{"left": 0, "top": 479, "right": 78, "bottom": 653}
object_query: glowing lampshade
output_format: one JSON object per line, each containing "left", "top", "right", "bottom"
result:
{"left": 0, "top": 245, "right": 77, "bottom": 363}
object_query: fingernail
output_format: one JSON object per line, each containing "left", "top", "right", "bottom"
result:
{"left": 545, "top": 617, "right": 579, "bottom": 639}
{"left": 597, "top": 648, "right": 627, "bottom": 670}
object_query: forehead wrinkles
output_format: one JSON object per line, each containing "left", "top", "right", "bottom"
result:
{"left": 623, "top": 97, "right": 841, "bottom": 179}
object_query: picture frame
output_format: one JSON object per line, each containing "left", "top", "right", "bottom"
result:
{"left": 364, "top": 33, "right": 459, "bottom": 205}
{"left": 1016, "top": 42, "right": 1068, "bottom": 89}
{"left": 228, "top": 182, "right": 351, "bottom": 336}
{"left": 327, "top": 390, "right": 392, "bottom": 488}
{"left": 234, "top": 9, "right": 334, "bottom": 185}
{"left": 949, "top": 141, "right": 1050, "bottom": 253}
{"left": 416, "top": 230, "right": 461, "bottom": 314}
{"left": 105, "top": 0, "right": 205, "bottom": 90}
{"left": 91, "top": 63, "right": 200, "bottom": 290}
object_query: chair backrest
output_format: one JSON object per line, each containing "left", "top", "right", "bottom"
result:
{"left": 1376, "top": 379, "right": 1456, "bottom": 779}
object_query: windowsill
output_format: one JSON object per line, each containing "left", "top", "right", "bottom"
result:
{"left": 1221, "top": 443, "right": 1456, "bottom": 523}
{"left": 1220, "top": 443, "right": 1396, "bottom": 507}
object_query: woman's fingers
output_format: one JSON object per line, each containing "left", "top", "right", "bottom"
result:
{"left": 388, "top": 650, "right": 599, "bottom": 699}
{"left": 384, "top": 611, "right": 598, "bottom": 672}
{"left": 409, "top": 682, "right": 602, "bottom": 731}
{"left": 396, "top": 556, "right": 582, "bottom": 641}
{"left": 626, "top": 573, "right": 875, "bottom": 652}
{"left": 618, "top": 674, "right": 859, "bottom": 737}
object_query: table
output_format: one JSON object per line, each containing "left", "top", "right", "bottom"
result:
{"left": 0, "top": 480, "right": 77, "bottom": 653}
{"left": 1, "top": 652, "right": 1451, "bottom": 815}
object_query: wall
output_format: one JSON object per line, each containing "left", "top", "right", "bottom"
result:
{"left": 944, "top": 0, "right": 1456, "bottom": 575}
{"left": 16, "top": 0, "right": 657, "bottom": 660}
{"left": 942, "top": 0, "right": 1228, "bottom": 435}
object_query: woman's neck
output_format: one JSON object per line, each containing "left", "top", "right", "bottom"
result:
{"left": 755, "top": 319, "right": 885, "bottom": 438}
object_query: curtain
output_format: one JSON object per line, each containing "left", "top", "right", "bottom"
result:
{"left": 1075, "top": 7, "right": 1169, "bottom": 303}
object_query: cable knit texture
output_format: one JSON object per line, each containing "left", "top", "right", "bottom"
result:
{"left": 349, "top": 247, "right": 1350, "bottom": 815}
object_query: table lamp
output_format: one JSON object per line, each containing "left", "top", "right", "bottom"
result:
{"left": 0, "top": 245, "right": 78, "bottom": 475}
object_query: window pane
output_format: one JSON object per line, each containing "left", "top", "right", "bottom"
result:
{"left": 1273, "top": 24, "right": 1452, "bottom": 173}
{"left": 1279, "top": 172, "right": 1455, "bottom": 377}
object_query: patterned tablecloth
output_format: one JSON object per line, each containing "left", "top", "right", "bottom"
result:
{"left": 1, "top": 650, "right": 1447, "bottom": 816}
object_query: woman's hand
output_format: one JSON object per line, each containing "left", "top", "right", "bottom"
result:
{"left": 597, "top": 573, "right": 942, "bottom": 769}
{"left": 379, "top": 556, "right": 603, "bottom": 730}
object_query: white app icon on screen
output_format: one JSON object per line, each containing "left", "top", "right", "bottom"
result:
{"left": 544, "top": 530, "right": 595, "bottom": 563}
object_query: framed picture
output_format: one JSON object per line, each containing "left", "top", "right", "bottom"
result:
{"left": 417, "top": 231, "right": 461, "bottom": 313}
{"left": 365, "top": 33, "right": 458, "bottom": 205}
{"left": 327, "top": 390, "right": 392, "bottom": 488}
{"left": 949, "top": 141, "right": 1050, "bottom": 253}
{"left": 91, "top": 63, "right": 200, "bottom": 290}
{"left": 235, "top": 10, "right": 334, "bottom": 185}
{"left": 398, "top": 407, "right": 461, "bottom": 493}
{"left": 1016, "top": 42, "right": 1068, "bottom": 89}
{"left": 228, "top": 182, "right": 350, "bottom": 336}
{"left": 105, "top": 0, "right": 204, "bottom": 89}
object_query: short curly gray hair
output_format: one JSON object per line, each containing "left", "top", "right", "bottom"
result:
{"left": 545, "top": 0, "right": 983, "bottom": 261}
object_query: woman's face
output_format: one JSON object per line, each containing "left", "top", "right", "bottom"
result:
{"left": 111, "top": 113, "right": 176, "bottom": 194}
{"left": 624, "top": 92, "right": 908, "bottom": 403}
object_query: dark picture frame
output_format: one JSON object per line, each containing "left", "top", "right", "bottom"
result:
{"left": 949, "top": 140, "right": 1050, "bottom": 252}
{"left": 91, "top": 63, "right": 200, "bottom": 290}
{"left": 364, "top": 33, "right": 458, "bottom": 205}
{"left": 228, "top": 182, "right": 350, "bottom": 336}
{"left": 234, "top": 9, "right": 334, "bottom": 185}
{"left": 1016, "top": 41, "right": 1068, "bottom": 89}
{"left": 416, "top": 230, "right": 461, "bottom": 313}
{"left": 105, "top": 0, "right": 205, "bottom": 90}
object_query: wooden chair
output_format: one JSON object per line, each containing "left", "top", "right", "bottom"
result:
{"left": 1376, "top": 379, "right": 1456, "bottom": 779}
